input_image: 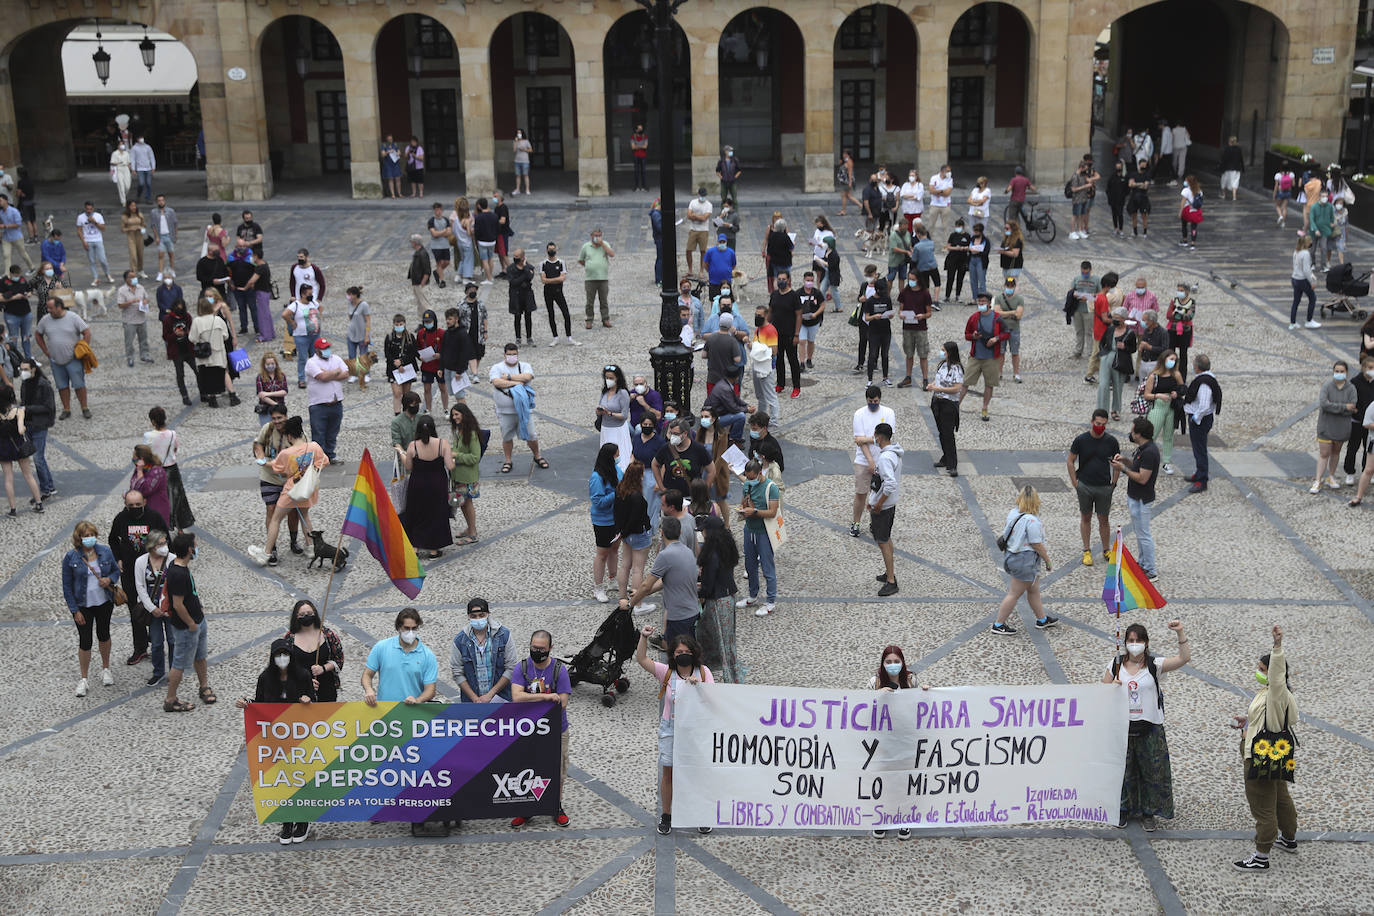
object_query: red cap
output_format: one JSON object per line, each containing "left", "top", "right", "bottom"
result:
{"left": 314, "top": 337, "right": 330, "bottom": 351}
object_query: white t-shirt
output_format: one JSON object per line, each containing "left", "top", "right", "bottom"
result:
{"left": 77, "top": 212, "right": 105, "bottom": 243}
{"left": 899, "top": 181, "right": 924, "bottom": 215}
{"left": 489, "top": 360, "right": 533, "bottom": 415}
{"left": 143, "top": 429, "right": 179, "bottom": 467}
{"left": 1363, "top": 400, "right": 1374, "bottom": 432}
{"left": 1180, "top": 187, "right": 1195, "bottom": 207}
{"left": 686, "top": 199, "right": 713, "bottom": 232}
{"left": 305, "top": 354, "right": 346, "bottom": 406}
{"left": 1108, "top": 658, "right": 1164, "bottom": 726}
{"left": 811, "top": 229, "right": 834, "bottom": 261}
{"left": 929, "top": 174, "right": 954, "bottom": 207}
{"left": 287, "top": 299, "right": 316, "bottom": 337}
{"left": 968, "top": 187, "right": 992, "bottom": 217}
{"left": 852, "top": 404, "right": 896, "bottom": 465}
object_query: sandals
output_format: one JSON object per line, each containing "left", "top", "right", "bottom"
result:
{"left": 163, "top": 699, "right": 195, "bottom": 713}
{"left": 425, "top": 550, "right": 444, "bottom": 559}
{"left": 501, "top": 462, "right": 513, "bottom": 474}
{"left": 198, "top": 685, "right": 218, "bottom": 705}
{"left": 1350, "top": 498, "right": 1363, "bottom": 507}
{"left": 455, "top": 534, "right": 479, "bottom": 546}
{"left": 534, "top": 457, "right": 550, "bottom": 469}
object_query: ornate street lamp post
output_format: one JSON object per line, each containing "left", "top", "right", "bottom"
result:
{"left": 639, "top": 0, "right": 694, "bottom": 412}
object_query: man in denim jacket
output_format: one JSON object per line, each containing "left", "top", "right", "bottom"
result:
{"left": 450, "top": 596, "right": 512, "bottom": 702}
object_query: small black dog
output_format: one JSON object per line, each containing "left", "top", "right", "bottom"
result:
{"left": 308, "top": 530, "right": 349, "bottom": 570}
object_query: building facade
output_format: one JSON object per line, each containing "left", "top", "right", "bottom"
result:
{"left": 0, "top": 0, "right": 1357, "bottom": 200}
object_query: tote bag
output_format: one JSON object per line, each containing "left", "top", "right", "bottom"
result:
{"left": 287, "top": 460, "right": 321, "bottom": 502}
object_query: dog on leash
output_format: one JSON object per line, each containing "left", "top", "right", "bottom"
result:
{"left": 308, "top": 530, "right": 348, "bottom": 571}
{"left": 72, "top": 288, "right": 109, "bottom": 320}
{"left": 342, "top": 351, "right": 377, "bottom": 389}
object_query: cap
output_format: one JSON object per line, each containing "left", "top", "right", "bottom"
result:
{"left": 718, "top": 313, "right": 734, "bottom": 329}
{"left": 466, "top": 597, "right": 489, "bottom": 615}
{"left": 697, "top": 186, "right": 708, "bottom": 196}
{"left": 314, "top": 337, "right": 330, "bottom": 351}
{"left": 717, "top": 233, "right": 728, "bottom": 242}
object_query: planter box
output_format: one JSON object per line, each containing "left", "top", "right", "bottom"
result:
{"left": 1262, "top": 150, "right": 1304, "bottom": 190}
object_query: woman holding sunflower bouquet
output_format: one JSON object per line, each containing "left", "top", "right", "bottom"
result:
{"left": 1229, "top": 624, "right": 1299, "bottom": 872}
{"left": 1102, "top": 618, "right": 1191, "bottom": 830}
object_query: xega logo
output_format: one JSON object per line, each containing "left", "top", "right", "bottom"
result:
{"left": 492, "top": 768, "right": 550, "bottom": 802}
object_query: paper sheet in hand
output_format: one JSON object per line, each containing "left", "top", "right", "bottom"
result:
{"left": 721, "top": 444, "right": 748, "bottom": 476}
{"left": 450, "top": 372, "right": 472, "bottom": 395}
{"left": 417, "top": 346, "right": 437, "bottom": 362}
{"left": 392, "top": 365, "right": 418, "bottom": 385}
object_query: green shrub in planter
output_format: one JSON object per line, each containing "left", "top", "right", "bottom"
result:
{"left": 1271, "top": 143, "right": 1306, "bottom": 159}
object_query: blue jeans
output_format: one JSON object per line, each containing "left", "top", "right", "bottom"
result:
{"left": 1127, "top": 496, "right": 1156, "bottom": 574}
{"left": 968, "top": 258, "right": 986, "bottom": 300}
{"left": 149, "top": 615, "right": 177, "bottom": 679}
{"left": 4, "top": 311, "right": 32, "bottom": 358}
{"left": 654, "top": 241, "right": 662, "bottom": 285}
{"left": 29, "top": 427, "right": 52, "bottom": 493}
{"left": 717, "top": 411, "right": 747, "bottom": 443}
{"left": 137, "top": 170, "right": 154, "bottom": 201}
{"left": 293, "top": 334, "right": 313, "bottom": 382}
{"left": 85, "top": 239, "right": 109, "bottom": 281}
{"left": 743, "top": 526, "right": 777, "bottom": 602}
{"left": 309, "top": 400, "right": 342, "bottom": 462}
{"left": 232, "top": 287, "right": 258, "bottom": 333}
{"left": 347, "top": 339, "right": 369, "bottom": 360}
{"left": 1189, "top": 414, "right": 1212, "bottom": 482}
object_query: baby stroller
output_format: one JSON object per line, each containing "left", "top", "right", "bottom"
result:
{"left": 1323, "top": 263, "right": 1369, "bottom": 320}
{"left": 564, "top": 602, "right": 637, "bottom": 707}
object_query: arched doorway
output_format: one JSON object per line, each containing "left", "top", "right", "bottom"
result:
{"left": 1102, "top": 0, "right": 1288, "bottom": 167}
{"left": 375, "top": 14, "right": 462, "bottom": 193}
{"left": 258, "top": 16, "right": 348, "bottom": 180}
{"left": 489, "top": 13, "right": 576, "bottom": 184}
{"left": 3, "top": 19, "right": 199, "bottom": 182}
{"left": 718, "top": 9, "right": 804, "bottom": 167}
{"left": 833, "top": 5, "right": 919, "bottom": 170}
{"left": 946, "top": 2, "right": 1031, "bottom": 163}
{"left": 602, "top": 11, "right": 690, "bottom": 189}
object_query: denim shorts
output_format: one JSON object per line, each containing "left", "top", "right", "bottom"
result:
{"left": 1072, "top": 201, "right": 1090, "bottom": 216}
{"left": 170, "top": 620, "right": 209, "bottom": 669}
{"left": 50, "top": 358, "right": 86, "bottom": 390}
{"left": 158, "top": 237, "right": 175, "bottom": 254}
{"left": 627, "top": 530, "right": 652, "bottom": 551}
{"left": 799, "top": 323, "right": 818, "bottom": 341}
{"left": 514, "top": 162, "right": 530, "bottom": 176}
{"left": 478, "top": 241, "right": 496, "bottom": 261}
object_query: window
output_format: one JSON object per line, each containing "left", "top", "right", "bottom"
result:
{"left": 310, "top": 22, "right": 341, "bottom": 61}
{"left": 838, "top": 8, "right": 878, "bottom": 51}
{"left": 949, "top": 6, "right": 989, "bottom": 48}
{"left": 415, "top": 16, "right": 454, "bottom": 59}
{"left": 523, "top": 15, "right": 561, "bottom": 58}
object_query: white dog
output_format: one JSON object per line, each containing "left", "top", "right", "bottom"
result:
{"left": 72, "top": 287, "right": 109, "bottom": 320}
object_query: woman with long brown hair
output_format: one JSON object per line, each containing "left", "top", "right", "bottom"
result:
{"left": 613, "top": 459, "right": 654, "bottom": 613}
{"left": 451, "top": 196, "right": 475, "bottom": 283}
{"left": 1179, "top": 174, "right": 1203, "bottom": 250}
{"left": 634, "top": 626, "right": 714, "bottom": 836}
{"left": 121, "top": 199, "right": 147, "bottom": 277}
{"left": 448, "top": 401, "right": 482, "bottom": 545}
{"left": 129, "top": 443, "right": 171, "bottom": 523}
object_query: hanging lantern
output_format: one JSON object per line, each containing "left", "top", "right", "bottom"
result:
{"left": 92, "top": 23, "right": 111, "bottom": 86}
{"left": 139, "top": 29, "right": 157, "bottom": 72}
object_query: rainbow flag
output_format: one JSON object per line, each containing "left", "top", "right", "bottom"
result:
{"left": 1101, "top": 535, "right": 1165, "bottom": 614}
{"left": 341, "top": 449, "right": 425, "bottom": 598}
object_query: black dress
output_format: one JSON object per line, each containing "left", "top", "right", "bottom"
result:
{"left": 400, "top": 451, "right": 453, "bottom": 551}
{"left": 286, "top": 632, "right": 342, "bottom": 702}
{"left": 0, "top": 414, "right": 34, "bottom": 461}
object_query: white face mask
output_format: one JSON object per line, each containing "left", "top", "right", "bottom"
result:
{"left": 399, "top": 629, "right": 417, "bottom": 644}
{"left": 154, "top": 545, "right": 169, "bottom": 557}
{"left": 633, "top": 384, "right": 646, "bottom": 394}
{"left": 669, "top": 434, "right": 683, "bottom": 447}
{"left": 163, "top": 277, "right": 173, "bottom": 286}
{"left": 604, "top": 378, "right": 616, "bottom": 389}
{"left": 1125, "top": 642, "right": 1146, "bottom": 657}
{"left": 18, "top": 370, "right": 32, "bottom": 381}
{"left": 274, "top": 655, "right": 291, "bottom": 669}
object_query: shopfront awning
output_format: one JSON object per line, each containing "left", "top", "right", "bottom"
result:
{"left": 62, "top": 28, "right": 197, "bottom": 103}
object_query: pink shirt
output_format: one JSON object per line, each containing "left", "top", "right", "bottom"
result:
{"left": 652, "top": 661, "right": 714, "bottom": 723}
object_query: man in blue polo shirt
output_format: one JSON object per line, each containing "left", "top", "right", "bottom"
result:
{"left": 362, "top": 608, "right": 438, "bottom": 705}
{"left": 702, "top": 232, "right": 737, "bottom": 301}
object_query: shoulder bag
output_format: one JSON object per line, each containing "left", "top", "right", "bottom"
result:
{"left": 1246, "top": 708, "right": 1297, "bottom": 782}
{"left": 996, "top": 513, "right": 1025, "bottom": 552}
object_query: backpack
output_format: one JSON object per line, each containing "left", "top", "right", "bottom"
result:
{"left": 1277, "top": 172, "right": 1293, "bottom": 192}
{"left": 882, "top": 188, "right": 896, "bottom": 210}
{"left": 1064, "top": 178, "right": 1075, "bottom": 200}
{"left": 519, "top": 658, "right": 565, "bottom": 696}
{"left": 1111, "top": 654, "right": 1164, "bottom": 713}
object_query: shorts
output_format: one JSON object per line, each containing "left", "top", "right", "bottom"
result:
{"left": 1127, "top": 196, "right": 1151, "bottom": 215}
{"left": 686, "top": 229, "right": 708, "bottom": 253}
{"left": 478, "top": 241, "right": 496, "bottom": 261}
{"left": 963, "top": 357, "right": 1001, "bottom": 388}
{"left": 853, "top": 462, "right": 875, "bottom": 496}
{"left": 170, "top": 619, "right": 209, "bottom": 669}
{"left": 799, "top": 323, "right": 819, "bottom": 341}
{"left": 627, "top": 530, "right": 653, "bottom": 551}
{"left": 869, "top": 506, "right": 895, "bottom": 544}
{"left": 50, "top": 358, "right": 86, "bottom": 390}
{"left": 1075, "top": 480, "right": 1114, "bottom": 517}
{"left": 158, "top": 236, "right": 175, "bottom": 254}
{"left": 593, "top": 522, "right": 619, "bottom": 549}
{"left": 497, "top": 410, "right": 534, "bottom": 442}
{"left": 901, "top": 327, "right": 929, "bottom": 360}
{"left": 658, "top": 728, "right": 675, "bottom": 767}
{"left": 452, "top": 480, "right": 480, "bottom": 502}
{"left": 495, "top": 235, "right": 508, "bottom": 257}
{"left": 430, "top": 248, "right": 451, "bottom": 264}
{"left": 1275, "top": 190, "right": 1292, "bottom": 201}
{"left": 1072, "top": 201, "right": 1091, "bottom": 216}
{"left": 1003, "top": 549, "right": 1041, "bottom": 582}
{"left": 1006, "top": 327, "right": 1021, "bottom": 355}
{"left": 20, "top": 203, "right": 35, "bottom": 223}
{"left": 1316, "top": 436, "right": 1341, "bottom": 446}
{"left": 514, "top": 162, "right": 530, "bottom": 176}
{"left": 259, "top": 480, "right": 285, "bottom": 506}
{"left": 421, "top": 370, "right": 440, "bottom": 384}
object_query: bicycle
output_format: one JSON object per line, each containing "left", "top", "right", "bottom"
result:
{"left": 1004, "top": 197, "right": 1057, "bottom": 244}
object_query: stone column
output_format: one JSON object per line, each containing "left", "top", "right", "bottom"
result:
{"left": 914, "top": 19, "right": 948, "bottom": 179}
{"left": 687, "top": 27, "right": 720, "bottom": 194}
{"left": 1023, "top": 1, "right": 1081, "bottom": 185}
{"left": 1272, "top": 17, "right": 1354, "bottom": 165}
{"left": 574, "top": 49, "right": 609, "bottom": 197}
{"left": 5, "top": 24, "right": 76, "bottom": 181}
{"left": 802, "top": 37, "right": 834, "bottom": 192}
{"left": 205, "top": 2, "right": 272, "bottom": 200}
{"left": 340, "top": 36, "right": 382, "bottom": 200}
{"left": 459, "top": 42, "right": 496, "bottom": 197}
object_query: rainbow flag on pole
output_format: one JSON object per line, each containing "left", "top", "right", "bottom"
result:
{"left": 1102, "top": 534, "right": 1165, "bottom": 614}
{"left": 341, "top": 449, "right": 425, "bottom": 598}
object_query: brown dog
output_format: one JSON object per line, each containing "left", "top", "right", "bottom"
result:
{"left": 343, "top": 351, "right": 377, "bottom": 389}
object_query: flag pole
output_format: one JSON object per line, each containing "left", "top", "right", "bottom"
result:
{"left": 1113, "top": 526, "right": 1124, "bottom": 655}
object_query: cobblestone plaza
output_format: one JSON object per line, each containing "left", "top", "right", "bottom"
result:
{"left": 0, "top": 164, "right": 1372, "bottom": 914}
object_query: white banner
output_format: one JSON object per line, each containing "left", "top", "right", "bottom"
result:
{"left": 672, "top": 684, "right": 1127, "bottom": 831}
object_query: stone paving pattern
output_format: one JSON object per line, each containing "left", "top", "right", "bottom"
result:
{"left": 1, "top": 170, "right": 1372, "bottom": 915}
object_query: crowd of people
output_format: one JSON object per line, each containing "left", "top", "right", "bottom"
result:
{"left": 6, "top": 139, "right": 1353, "bottom": 872}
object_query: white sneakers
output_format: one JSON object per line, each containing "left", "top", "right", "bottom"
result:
{"left": 1288, "top": 323, "right": 1298, "bottom": 330}
{"left": 568, "top": 337, "right": 582, "bottom": 347}
{"left": 1346, "top": 474, "right": 1356, "bottom": 486}
{"left": 735, "top": 596, "right": 756, "bottom": 608}
{"left": 1069, "top": 231, "right": 1080, "bottom": 240}
{"left": 593, "top": 587, "right": 609, "bottom": 604}
{"left": 548, "top": 338, "right": 559, "bottom": 347}
{"left": 1305, "top": 320, "right": 1322, "bottom": 329}
{"left": 633, "top": 602, "right": 657, "bottom": 616}
{"left": 75, "top": 678, "right": 88, "bottom": 697}
{"left": 754, "top": 603, "right": 776, "bottom": 617}
{"left": 101, "top": 668, "right": 114, "bottom": 686}
{"left": 1326, "top": 476, "right": 1341, "bottom": 490}
{"left": 1163, "top": 463, "right": 1173, "bottom": 475}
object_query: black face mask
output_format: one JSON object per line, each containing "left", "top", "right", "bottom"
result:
{"left": 869, "top": 180, "right": 878, "bottom": 188}
{"left": 126, "top": 505, "right": 144, "bottom": 517}
{"left": 641, "top": 425, "right": 656, "bottom": 436}
{"left": 296, "top": 614, "right": 318, "bottom": 628}
{"left": 673, "top": 653, "right": 696, "bottom": 669}
{"left": 297, "top": 258, "right": 307, "bottom": 266}
{"left": 547, "top": 250, "right": 556, "bottom": 258}
{"left": 754, "top": 315, "right": 765, "bottom": 328}
{"left": 529, "top": 649, "right": 550, "bottom": 663}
